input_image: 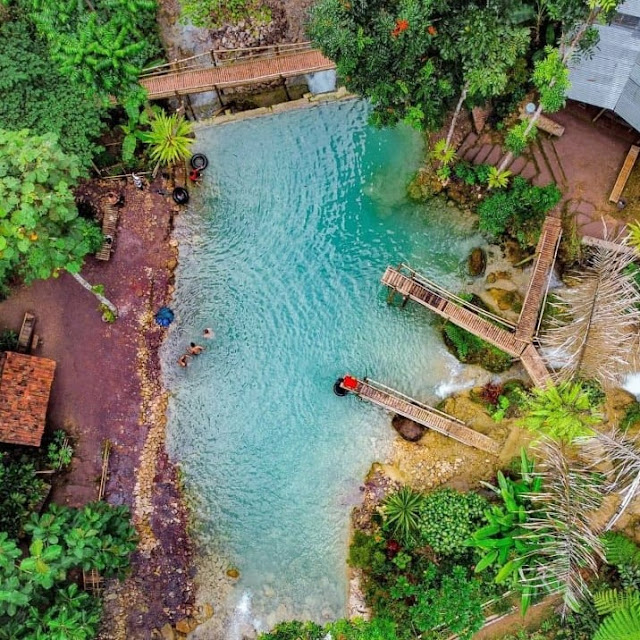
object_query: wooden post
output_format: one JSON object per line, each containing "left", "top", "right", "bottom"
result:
{"left": 281, "top": 76, "right": 292, "bottom": 101}
{"left": 185, "top": 94, "right": 197, "bottom": 121}
{"left": 386, "top": 288, "right": 396, "bottom": 305}
{"left": 214, "top": 84, "right": 225, "bottom": 107}
{"left": 401, "top": 295, "right": 409, "bottom": 308}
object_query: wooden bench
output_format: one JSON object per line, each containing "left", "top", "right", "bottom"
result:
{"left": 16, "top": 312, "right": 36, "bottom": 354}
{"left": 95, "top": 202, "right": 119, "bottom": 261}
{"left": 609, "top": 145, "right": 640, "bottom": 203}
{"left": 519, "top": 110, "right": 565, "bottom": 137}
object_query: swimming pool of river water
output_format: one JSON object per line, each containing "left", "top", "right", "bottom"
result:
{"left": 162, "top": 99, "right": 488, "bottom": 636}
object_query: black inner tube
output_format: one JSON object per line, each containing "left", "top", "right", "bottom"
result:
{"left": 191, "top": 153, "right": 209, "bottom": 171}
{"left": 333, "top": 378, "right": 348, "bottom": 396}
{"left": 173, "top": 187, "right": 190, "bottom": 204}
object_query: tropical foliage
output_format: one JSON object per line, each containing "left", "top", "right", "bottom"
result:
{"left": 6, "top": 0, "right": 161, "bottom": 100}
{"left": 141, "top": 111, "right": 194, "bottom": 167}
{"left": 541, "top": 241, "right": 640, "bottom": 386}
{"left": 519, "top": 382, "right": 602, "bottom": 442}
{"left": 593, "top": 589, "right": 640, "bottom": 640}
{"left": 477, "top": 176, "right": 561, "bottom": 247}
{"left": 381, "top": 486, "right": 423, "bottom": 543}
{"left": 0, "top": 19, "right": 108, "bottom": 169}
{"left": 0, "top": 129, "right": 103, "bottom": 287}
{"left": 0, "top": 502, "right": 137, "bottom": 640}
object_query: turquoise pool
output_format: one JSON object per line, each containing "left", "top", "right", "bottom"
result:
{"left": 162, "top": 100, "right": 485, "bottom": 635}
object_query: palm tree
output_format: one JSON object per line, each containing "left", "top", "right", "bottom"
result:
{"left": 381, "top": 486, "right": 424, "bottom": 543}
{"left": 540, "top": 238, "right": 640, "bottom": 386}
{"left": 141, "top": 111, "right": 194, "bottom": 170}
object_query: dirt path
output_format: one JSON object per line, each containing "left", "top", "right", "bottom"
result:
{"left": 0, "top": 177, "right": 194, "bottom": 638}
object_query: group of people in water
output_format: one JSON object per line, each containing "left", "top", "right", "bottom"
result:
{"left": 177, "top": 328, "right": 214, "bottom": 367}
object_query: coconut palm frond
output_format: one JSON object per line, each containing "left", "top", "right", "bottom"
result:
{"left": 519, "top": 438, "right": 604, "bottom": 614}
{"left": 540, "top": 234, "right": 640, "bottom": 386}
{"left": 577, "top": 428, "right": 640, "bottom": 530}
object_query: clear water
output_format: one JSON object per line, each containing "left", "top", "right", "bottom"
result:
{"left": 162, "top": 100, "right": 486, "bottom": 634}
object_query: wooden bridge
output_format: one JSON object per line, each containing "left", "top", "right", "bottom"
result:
{"left": 515, "top": 216, "right": 563, "bottom": 341}
{"left": 382, "top": 214, "right": 562, "bottom": 388}
{"left": 340, "top": 377, "right": 501, "bottom": 454}
{"left": 139, "top": 42, "right": 335, "bottom": 100}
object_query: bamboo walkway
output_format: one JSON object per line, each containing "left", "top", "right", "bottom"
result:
{"left": 381, "top": 212, "right": 564, "bottom": 390}
{"left": 139, "top": 43, "right": 335, "bottom": 99}
{"left": 515, "top": 215, "right": 563, "bottom": 341}
{"left": 382, "top": 266, "right": 525, "bottom": 357}
{"left": 342, "top": 377, "right": 501, "bottom": 454}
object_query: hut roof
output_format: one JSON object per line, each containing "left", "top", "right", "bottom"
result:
{"left": 0, "top": 351, "right": 56, "bottom": 447}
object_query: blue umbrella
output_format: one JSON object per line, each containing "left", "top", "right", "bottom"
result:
{"left": 155, "top": 306, "right": 175, "bottom": 327}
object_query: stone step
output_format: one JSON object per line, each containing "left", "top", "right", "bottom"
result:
{"left": 531, "top": 143, "right": 553, "bottom": 186}
{"left": 540, "top": 137, "right": 566, "bottom": 186}
{"left": 521, "top": 162, "right": 537, "bottom": 181}
{"left": 508, "top": 156, "right": 527, "bottom": 176}
{"left": 486, "top": 146, "right": 503, "bottom": 166}
{"left": 457, "top": 132, "right": 478, "bottom": 158}
{"left": 473, "top": 143, "right": 494, "bottom": 165}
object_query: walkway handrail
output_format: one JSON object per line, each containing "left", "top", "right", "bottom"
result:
{"left": 140, "top": 41, "right": 317, "bottom": 78}
{"left": 397, "top": 264, "right": 518, "bottom": 331}
{"left": 363, "top": 378, "right": 466, "bottom": 425}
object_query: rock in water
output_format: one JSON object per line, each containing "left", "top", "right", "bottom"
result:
{"left": 468, "top": 248, "right": 487, "bottom": 277}
{"left": 392, "top": 416, "right": 425, "bottom": 442}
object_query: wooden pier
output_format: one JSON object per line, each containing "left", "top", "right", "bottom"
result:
{"left": 381, "top": 213, "right": 565, "bottom": 389}
{"left": 382, "top": 266, "right": 525, "bottom": 357}
{"left": 515, "top": 215, "right": 563, "bottom": 341}
{"left": 341, "top": 377, "right": 501, "bottom": 454}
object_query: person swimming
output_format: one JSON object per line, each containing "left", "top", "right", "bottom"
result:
{"left": 203, "top": 328, "right": 214, "bottom": 339}
{"left": 177, "top": 353, "right": 191, "bottom": 367}
{"left": 189, "top": 342, "right": 204, "bottom": 355}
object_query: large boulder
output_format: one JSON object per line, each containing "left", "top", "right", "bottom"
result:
{"left": 392, "top": 415, "right": 425, "bottom": 442}
{"left": 468, "top": 247, "right": 487, "bottom": 277}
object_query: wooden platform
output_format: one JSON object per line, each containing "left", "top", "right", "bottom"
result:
{"left": 140, "top": 45, "right": 335, "bottom": 99}
{"left": 515, "top": 215, "right": 563, "bottom": 342}
{"left": 609, "top": 145, "right": 639, "bottom": 203}
{"left": 96, "top": 203, "right": 118, "bottom": 261}
{"left": 382, "top": 266, "right": 524, "bottom": 357}
{"left": 342, "top": 377, "right": 501, "bottom": 454}
{"left": 519, "top": 110, "right": 565, "bottom": 137}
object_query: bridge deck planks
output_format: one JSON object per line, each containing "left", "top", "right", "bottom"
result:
{"left": 141, "top": 50, "right": 336, "bottom": 99}
{"left": 350, "top": 378, "right": 501, "bottom": 454}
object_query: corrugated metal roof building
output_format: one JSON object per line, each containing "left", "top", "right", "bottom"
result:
{"left": 568, "top": 1, "right": 640, "bottom": 130}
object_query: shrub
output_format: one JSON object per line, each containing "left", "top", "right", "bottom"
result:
{"left": 477, "top": 176, "right": 561, "bottom": 248}
{"left": 46, "top": 430, "right": 74, "bottom": 469}
{"left": 443, "top": 322, "right": 513, "bottom": 373}
{"left": 348, "top": 531, "right": 388, "bottom": 575}
{"left": 0, "top": 330, "right": 18, "bottom": 352}
{"left": 621, "top": 401, "right": 640, "bottom": 432}
{"left": 0, "top": 453, "right": 48, "bottom": 538}
{"left": 417, "top": 488, "right": 488, "bottom": 557}
{"left": 181, "top": 0, "right": 271, "bottom": 29}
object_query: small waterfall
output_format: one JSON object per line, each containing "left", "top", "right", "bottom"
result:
{"left": 306, "top": 69, "right": 337, "bottom": 94}
{"left": 623, "top": 372, "right": 640, "bottom": 399}
{"left": 228, "top": 591, "right": 255, "bottom": 640}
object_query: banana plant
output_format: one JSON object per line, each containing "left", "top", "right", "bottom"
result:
{"left": 466, "top": 449, "right": 543, "bottom": 612}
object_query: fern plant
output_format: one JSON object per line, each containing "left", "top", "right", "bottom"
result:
{"left": 519, "top": 381, "right": 603, "bottom": 443}
{"left": 141, "top": 111, "right": 194, "bottom": 167}
{"left": 627, "top": 221, "right": 640, "bottom": 255}
{"left": 487, "top": 166, "right": 512, "bottom": 189}
{"left": 430, "top": 139, "right": 456, "bottom": 166}
{"left": 593, "top": 589, "right": 640, "bottom": 640}
{"left": 602, "top": 532, "right": 640, "bottom": 567}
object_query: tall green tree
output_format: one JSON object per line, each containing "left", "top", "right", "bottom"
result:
{"left": 0, "top": 18, "right": 107, "bottom": 169}
{"left": 0, "top": 129, "right": 102, "bottom": 287}
{"left": 439, "top": 3, "right": 530, "bottom": 146}
{"left": 307, "top": 0, "right": 456, "bottom": 130}
{"left": 4, "top": 0, "right": 161, "bottom": 100}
